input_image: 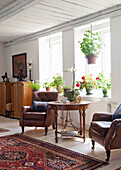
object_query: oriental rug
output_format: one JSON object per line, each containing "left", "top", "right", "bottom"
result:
{"left": 0, "top": 128, "right": 9, "bottom": 133}
{"left": 0, "top": 134, "right": 108, "bottom": 170}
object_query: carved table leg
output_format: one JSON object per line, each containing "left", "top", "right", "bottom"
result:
{"left": 79, "top": 109, "right": 82, "bottom": 135}
{"left": 55, "top": 109, "right": 58, "bottom": 143}
{"left": 83, "top": 108, "right": 86, "bottom": 142}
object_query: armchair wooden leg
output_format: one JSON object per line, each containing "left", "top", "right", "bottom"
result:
{"left": 91, "top": 140, "right": 95, "bottom": 149}
{"left": 45, "top": 127, "right": 48, "bottom": 135}
{"left": 106, "top": 150, "right": 111, "bottom": 161}
{"left": 21, "top": 126, "right": 24, "bottom": 134}
{"left": 52, "top": 123, "right": 55, "bottom": 130}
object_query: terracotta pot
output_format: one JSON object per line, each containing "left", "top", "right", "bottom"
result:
{"left": 56, "top": 85, "right": 63, "bottom": 93}
{"left": 46, "top": 87, "right": 51, "bottom": 91}
{"left": 86, "top": 55, "right": 97, "bottom": 64}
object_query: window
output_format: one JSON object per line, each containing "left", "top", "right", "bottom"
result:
{"left": 74, "top": 18, "right": 111, "bottom": 97}
{"left": 39, "top": 32, "right": 62, "bottom": 88}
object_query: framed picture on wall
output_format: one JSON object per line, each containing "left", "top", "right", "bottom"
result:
{"left": 12, "top": 53, "right": 27, "bottom": 78}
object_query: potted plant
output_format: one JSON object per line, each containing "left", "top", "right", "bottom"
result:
{"left": 43, "top": 80, "right": 52, "bottom": 91}
{"left": 80, "top": 30, "right": 102, "bottom": 64}
{"left": 28, "top": 80, "right": 41, "bottom": 92}
{"left": 76, "top": 74, "right": 97, "bottom": 95}
{"left": 96, "top": 72, "right": 111, "bottom": 97}
{"left": 52, "top": 73, "right": 63, "bottom": 93}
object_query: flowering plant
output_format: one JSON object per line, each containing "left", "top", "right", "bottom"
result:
{"left": 76, "top": 74, "right": 97, "bottom": 89}
{"left": 28, "top": 80, "right": 41, "bottom": 90}
{"left": 52, "top": 73, "right": 63, "bottom": 87}
{"left": 96, "top": 72, "right": 111, "bottom": 89}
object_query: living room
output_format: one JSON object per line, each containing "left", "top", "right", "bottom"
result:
{"left": 0, "top": 0, "right": 121, "bottom": 169}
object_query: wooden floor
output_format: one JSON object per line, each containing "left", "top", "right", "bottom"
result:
{"left": 0, "top": 115, "right": 120, "bottom": 170}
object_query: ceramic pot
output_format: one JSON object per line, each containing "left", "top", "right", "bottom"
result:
{"left": 63, "top": 88, "right": 71, "bottom": 97}
{"left": 103, "top": 89, "right": 108, "bottom": 97}
{"left": 86, "top": 88, "right": 93, "bottom": 95}
{"left": 46, "top": 87, "right": 51, "bottom": 91}
{"left": 67, "top": 90, "right": 74, "bottom": 101}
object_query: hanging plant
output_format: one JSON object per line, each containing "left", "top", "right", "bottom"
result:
{"left": 80, "top": 30, "right": 102, "bottom": 64}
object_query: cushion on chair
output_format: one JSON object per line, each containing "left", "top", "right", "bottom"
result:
{"left": 113, "top": 104, "right": 121, "bottom": 120}
{"left": 32, "top": 101, "right": 49, "bottom": 112}
{"left": 90, "top": 121, "right": 112, "bottom": 137}
{"left": 24, "top": 112, "right": 46, "bottom": 120}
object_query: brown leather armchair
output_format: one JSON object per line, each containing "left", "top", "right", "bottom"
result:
{"left": 19, "top": 91, "right": 58, "bottom": 135}
{"left": 89, "top": 112, "right": 121, "bottom": 161}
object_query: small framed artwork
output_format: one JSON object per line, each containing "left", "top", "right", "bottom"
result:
{"left": 12, "top": 53, "right": 27, "bottom": 78}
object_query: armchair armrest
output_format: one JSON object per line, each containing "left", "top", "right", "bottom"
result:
{"left": 105, "top": 119, "right": 121, "bottom": 150}
{"left": 92, "top": 112, "right": 113, "bottom": 121}
{"left": 19, "top": 106, "right": 31, "bottom": 126}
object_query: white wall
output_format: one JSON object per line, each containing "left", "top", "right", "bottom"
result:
{"left": 111, "top": 15, "right": 121, "bottom": 104}
{"left": 0, "top": 43, "right": 5, "bottom": 81}
{"left": 62, "top": 29, "right": 74, "bottom": 88}
{"left": 5, "top": 40, "right": 39, "bottom": 81}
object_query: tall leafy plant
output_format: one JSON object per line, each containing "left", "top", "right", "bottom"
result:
{"left": 80, "top": 30, "right": 102, "bottom": 57}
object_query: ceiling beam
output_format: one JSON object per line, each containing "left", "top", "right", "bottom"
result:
{"left": 3, "top": 4, "right": 121, "bottom": 47}
{"left": 0, "top": 0, "right": 43, "bottom": 22}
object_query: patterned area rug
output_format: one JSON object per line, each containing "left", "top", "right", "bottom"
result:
{"left": 0, "top": 128, "right": 9, "bottom": 133}
{"left": 0, "top": 134, "right": 108, "bottom": 169}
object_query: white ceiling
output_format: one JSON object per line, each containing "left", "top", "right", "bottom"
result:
{"left": 0, "top": 0, "right": 121, "bottom": 44}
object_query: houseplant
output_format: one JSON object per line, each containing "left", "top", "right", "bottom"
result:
{"left": 43, "top": 80, "right": 52, "bottom": 91}
{"left": 28, "top": 80, "right": 41, "bottom": 92}
{"left": 63, "top": 85, "right": 71, "bottom": 97}
{"left": 80, "top": 30, "right": 102, "bottom": 64}
{"left": 52, "top": 73, "right": 63, "bottom": 93}
{"left": 76, "top": 74, "right": 97, "bottom": 95}
{"left": 96, "top": 72, "right": 111, "bottom": 97}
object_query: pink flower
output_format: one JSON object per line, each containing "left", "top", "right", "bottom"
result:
{"left": 82, "top": 81, "right": 85, "bottom": 84}
{"left": 76, "top": 83, "right": 80, "bottom": 87}
{"left": 96, "top": 77, "right": 100, "bottom": 80}
{"left": 82, "top": 76, "right": 85, "bottom": 80}
{"left": 90, "top": 74, "right": 92, "bottom": 76}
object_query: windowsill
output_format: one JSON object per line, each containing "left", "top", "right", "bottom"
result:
{"left": 59, "top": 89, "right": 111, "bottom": 102}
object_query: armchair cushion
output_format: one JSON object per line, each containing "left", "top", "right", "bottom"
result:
{"left": 24, "top": 112, "right": 46, "bottom": 120}
{"left": 113, "top": 104, "right": 121, "bottom": 120}
{"left": 90, "top": 121, "right": 112, "bottom": 137}
{"left": 32, "top": 101, "right": 49, "bottom": 112}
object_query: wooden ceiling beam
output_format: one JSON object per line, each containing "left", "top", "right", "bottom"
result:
{"left": 0, "top": 0, "right": 43, "bottom": 22}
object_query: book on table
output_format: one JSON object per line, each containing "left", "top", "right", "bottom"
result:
{"left": 61, "top": 131, "right": 78, "bottom": 138}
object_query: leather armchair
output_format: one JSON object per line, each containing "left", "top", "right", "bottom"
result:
{"left": 19, "top": 91, "right": 58, "bottom": 135}
{"left": 89, "top": 112, "right": 121, "bottom": 161}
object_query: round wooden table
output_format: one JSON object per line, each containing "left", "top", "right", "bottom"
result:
{"left": 48, "top": 101, "right": 90, "bottom": 143}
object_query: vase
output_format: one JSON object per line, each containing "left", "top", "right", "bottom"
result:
{"left": 46, "top": 87, "right": 51, "bottom": 91}
{"left": 67, "top": 90, "right": 74, "bottom": 101}
{"left": 86, "top": 88, "right": 93, "bottom": 95}
{"left": 103, "top": 89, "right": 108, "bottom": 97}
{"left": 64, "top": 88, "right": 71, "bottom": 97}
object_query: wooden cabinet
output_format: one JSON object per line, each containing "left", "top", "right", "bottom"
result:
{"left": 11, "top": 82, "right": 32, "bottom": 118}
{"left": 0, "top": 82, "right": 11, "bottom": 115}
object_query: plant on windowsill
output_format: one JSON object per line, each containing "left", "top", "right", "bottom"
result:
{"left": 43, "top": 80, "right": 53, "bottom": 91}
{"left": 80, "top": 30, "right": 102, "bottom": 64}
{"left": 96, "top": 71, "right": 111, "bottom": 97}
{"left": 76, "top": 74, "right": 97, "bottom": 95}
{"left": 28, "top": 80, "right": 41, "bottom": 92}
{"left": 52, "top": 73, "right": 63, "bottom": 93}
